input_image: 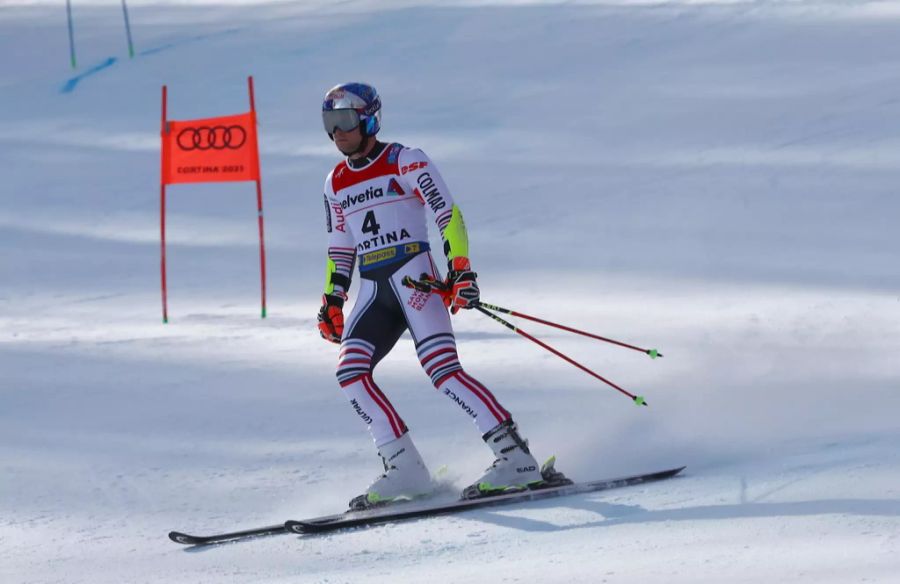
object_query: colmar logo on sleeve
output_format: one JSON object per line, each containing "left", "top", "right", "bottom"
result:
{"left": 415, "top": 173, "right": 446, "bottom": 212}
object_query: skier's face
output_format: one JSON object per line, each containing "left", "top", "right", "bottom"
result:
{"left": 333, "top": 127, "right": 363, "bottom": 155}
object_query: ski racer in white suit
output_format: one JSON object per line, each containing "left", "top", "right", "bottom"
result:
{"left": 317, "top": 83, "right": 551, "bottom": 510}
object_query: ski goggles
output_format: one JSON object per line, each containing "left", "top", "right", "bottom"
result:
{"left": 322, "top": 108, "right": 361, "bottom": 134}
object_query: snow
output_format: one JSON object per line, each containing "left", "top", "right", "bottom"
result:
{"left": 2, "top": 0, "right": 899, "bottom": 582}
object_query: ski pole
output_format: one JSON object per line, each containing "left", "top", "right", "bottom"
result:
{"left": 402, "top": 275, "right": 648, "bottom": 406}
{"left": 477, "top": 302, "right": 662, "bottom": 359}
{"left": 66, "top": 0, "right": 77, "bottom": 69}
{"left": 474, "top": 305, "right": 647, "bottom": 406}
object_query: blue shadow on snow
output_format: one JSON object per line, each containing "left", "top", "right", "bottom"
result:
{"left": 462, "top": 496, "right": 900, "bottom": 533}
{"left": 59, "top": 28, "right": 241, "bottom": 94}
{"left": 60, "top": 57, "right": 117, "bottom": 94}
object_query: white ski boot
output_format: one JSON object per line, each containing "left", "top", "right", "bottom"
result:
{"left": 462, "top": 420, "right": 545, "bottom": 499}
{"left": 349, "top": 432, "right": 433, "bottom": 510}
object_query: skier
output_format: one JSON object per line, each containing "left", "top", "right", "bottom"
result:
{"left": 316, "top": 82, "right": 556, "bottom": 510}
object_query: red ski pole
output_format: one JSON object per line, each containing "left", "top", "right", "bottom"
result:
{"left": 402, "top": 275, "right": 648, "bottom": 406}
{"left": 474, "top": 305, "right": 647, "bottom": 406}
{"left": 477, "top": 302, "right": 662, "bottom": 359}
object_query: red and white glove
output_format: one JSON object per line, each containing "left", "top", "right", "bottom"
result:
{"left": 317, "top": 294, "right": 345, "bottom": 344}
{"left": 445, "top": 257, "right": 480, "bottom": 314}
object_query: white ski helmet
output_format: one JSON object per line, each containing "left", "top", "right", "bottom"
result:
{"left": 322, "top": 82, "right": 382, "bottom": 138}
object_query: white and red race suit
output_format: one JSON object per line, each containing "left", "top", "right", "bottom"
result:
{"left": 321, "top": 142, "right": 512, "bottom": 447}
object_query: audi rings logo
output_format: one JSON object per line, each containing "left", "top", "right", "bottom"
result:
{"left": 176, "top": 125, "right": 247, "bottom": 151}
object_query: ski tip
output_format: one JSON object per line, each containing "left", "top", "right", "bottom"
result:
{"left": 631, "top": 466, "right": 686, "bottom": 484}
{"left": 169, "top": 531, "right": 199, "bottom": 545}
{"left": 660, "top": 466, "right": 687, "bottom": 478}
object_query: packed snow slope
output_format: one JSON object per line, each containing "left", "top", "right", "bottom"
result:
{"left": 1, "top": 1, "right": 899, "bottom": 582}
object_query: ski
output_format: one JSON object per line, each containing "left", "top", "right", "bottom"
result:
{"left": 285, "top": 466, "right": 686, "bottom": 535}
{"left": 169, "top": 466, "right": 685, "bottom": 545}
{"left": 168, "top": 523, "right": 288, "bottom": 546}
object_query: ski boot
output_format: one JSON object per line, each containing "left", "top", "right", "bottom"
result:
{"left": 349, "top": 432, "right": 433, "bottom": 511}
{"left": 461, "top": 420, "right": 569, "bottom": 499}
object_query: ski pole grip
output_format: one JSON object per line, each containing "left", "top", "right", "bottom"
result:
{"left": 402, "top": 274, "right": 449, "bottom": 295}
{"left": 401, "top": 275, "right": 420, "bottom": 290}
{"left": 402, "top": 275, "right": 431, "bottom": 292}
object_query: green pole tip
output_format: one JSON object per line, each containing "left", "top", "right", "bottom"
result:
{"left": 648, "top": 349, "right": 659, "bottom": 359}
{"left": 634, "top": 396, "right": 647, "bottom": 406}
{"left": 261, "top": 308, "right": 267, "bottom": 319}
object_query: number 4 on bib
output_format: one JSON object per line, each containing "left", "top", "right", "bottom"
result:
{"left": 362, "top": 210, "right": 381, "bottom": 236}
